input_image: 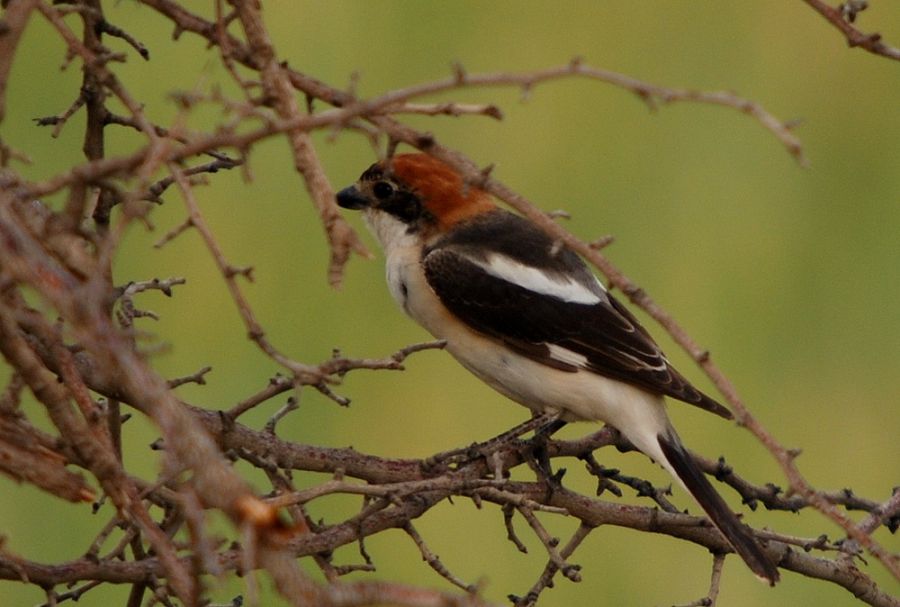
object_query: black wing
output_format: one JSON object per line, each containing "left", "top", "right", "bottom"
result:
{"left": 422, "top": 212, "right": 732, "bottom": 419}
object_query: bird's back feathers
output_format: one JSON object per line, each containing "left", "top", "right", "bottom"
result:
{"left": 423, "top": 210, "right": 733, "bottom": 419}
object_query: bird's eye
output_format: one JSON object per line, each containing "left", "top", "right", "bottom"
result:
{"left": 372, "top": 181, "right": 394, "bottom": 200}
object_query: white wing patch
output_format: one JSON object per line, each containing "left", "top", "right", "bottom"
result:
{"left": 547, "top": 344, "right": 590, "bottom": 369}
{"left": 474, "top": 252, "right": 605, "bottom": 304}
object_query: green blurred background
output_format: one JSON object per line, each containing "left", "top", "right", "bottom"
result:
{"left": 2, "top": 1, "right": 899, "bottom": 605}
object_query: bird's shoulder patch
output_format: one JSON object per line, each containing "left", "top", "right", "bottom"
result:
{"left": 425, "top": 210, "right": 607, "bottom": 304}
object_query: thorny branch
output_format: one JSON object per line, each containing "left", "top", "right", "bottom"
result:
{"left": 0, "top": 2, "right": 896, "bottom": 607}
{"left": 802, "top": 0, "right": 900, "bottom": 61}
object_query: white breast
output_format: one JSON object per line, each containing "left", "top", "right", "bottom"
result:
{"left": 362, "top": 210, "right": 444, "bottom": 330}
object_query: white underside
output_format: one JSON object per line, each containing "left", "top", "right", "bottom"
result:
{"left": 364, "top": 210, "right": 678, "bottom": 480}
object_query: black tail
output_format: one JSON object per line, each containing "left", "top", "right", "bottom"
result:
{"left": 658, "top": 431, "right": 780, "bottom": 585}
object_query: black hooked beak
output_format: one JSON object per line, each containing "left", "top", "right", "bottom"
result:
{"left": 336, "top": 185, "right": 370, "bottom": 210}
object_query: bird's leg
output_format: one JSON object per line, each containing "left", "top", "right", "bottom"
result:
{"left": 520, "top": 414, "right": 568, "bottom": 486}
{"left": 422, "top": 412, "right": 560, "bottom": 472}
{"left": 534, "top": 416, "right": 568, "bottom": 441}
{"left": 484, "top": 411, "right": 563, "bottom": 449}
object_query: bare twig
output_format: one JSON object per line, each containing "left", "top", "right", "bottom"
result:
{"left": 503, "top": 504, "right": 529, "bottom": 554}
{"left": 672, "top": 553, "right": 725, "bottom": 607}
{"left": 516, "top": 506, "right": 581, "bottom": 582}
{"left": 802, "top": 0, "right": 900, "bottom": 61}
{"left": 385, "top": 102, "right": 503, "bottom": 120}
{"left": 232, "top": 0, "right": 369, "bottom": 287}
{"left": 264, "top": 395, "right": 300, "bottom": 434}
{"left": 404, "top": 522, "right": 477, "bottom": 593}
{"left": 145, "top": 156, "right": 241, "bottom": 202}
{"left": 350, "top": 59, "right": 806, "bottom": 164}
{"left": 227, "top": 375, "right": 294, "bottom": 420}
{"left": 154, "top": 217, "right": 193, "bottom": 249}
{"left": 856, "top": 489, "right": 900, "bottom": 535}
{"left": 0, "top": 0, "right": 39, "bottom": 124}
{"left": 511, "top": 523, "right": 593, "bottom": 607}
{"left": 33, "top": 92, "right": 87, "bottom": 138}
{"left": 97, "top": 18, "right": 150, "bottom": 60}
{"left": 167, "top": 366, "right": 212, "bottom": 389}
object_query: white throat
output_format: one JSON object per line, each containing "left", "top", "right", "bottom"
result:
{"left": 362, "top": 208, "right": 415, "bottom": 255}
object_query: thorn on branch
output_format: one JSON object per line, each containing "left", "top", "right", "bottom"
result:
{"left": 475, "top": 163, "right": 494, "bottom": 188}
{"left": 713, "top": 456, "right": 732, "bottom": 480}
{"left": 451, "top": 61, "right": 467, "bottom": 85}
{"left": 783, "top": 117, "right": 805, "bottom": 131}
{"left": 589, "top": 234, "right": 615, "bottom": 250}
{"left": 546, "top": 209, "right": 571, "bottom": 221}
{"left": 345, "top": 70, "right": 360, "bottom": 101}
{"left": 519, "top": 82, "right": 533, "bottom": 103}
{"left": 225, "top": 265, "right": 254, "bottom": 281}
{"left": 805, "top": 534, "right": 830, "bottom": 552}
{"left": 414, "top": 132, "right": 435, "bottom": 149}
{"left": 764, "top": 482, "right": 784, "bottom": 501}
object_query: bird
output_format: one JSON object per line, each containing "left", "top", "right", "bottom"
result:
{"left": 336, "top": 152, "right": 779, "bottom": 584}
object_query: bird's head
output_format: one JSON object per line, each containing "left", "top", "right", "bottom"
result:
{"left": 336, "top": 154, "right": 496, "bottom": 238}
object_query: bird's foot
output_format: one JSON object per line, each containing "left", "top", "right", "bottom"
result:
{"left": 421, "top": 412, "right": 564, "bottom": 474}
{"left": 518, "top": 415, "right": 568, "bottom": 489}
